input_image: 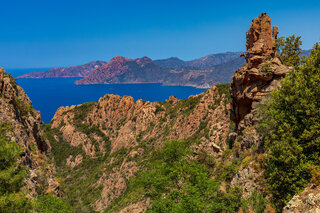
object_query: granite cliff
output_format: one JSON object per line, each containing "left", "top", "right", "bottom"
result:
{"left": 231, "top": 13, "right": 292, "bottom": 140}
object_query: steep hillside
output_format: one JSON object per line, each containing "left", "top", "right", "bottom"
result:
{"left": 44, "top": 84, "right": 236, "bottom": 212}
{"left": 17, "top": 60, "right": 106, "bottom": 78}
{"left": 0, "top": 68, "right": 72, "bottom": 211}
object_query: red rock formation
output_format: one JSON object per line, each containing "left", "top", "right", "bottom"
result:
{"left": 231, "top": 13, "right": 290, "bottom": 129}
{"left": 50, "top": 86, "right": 231, "bottom": 211}
{"left": 246, "top": 13, "right": 278, "bottom": 56}
{"left": 74, "top": 56, "right": 169, "bottom": 85}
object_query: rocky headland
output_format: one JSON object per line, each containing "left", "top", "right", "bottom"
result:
{"left": 18, "top": 60, "right": 106, "bottom": 78}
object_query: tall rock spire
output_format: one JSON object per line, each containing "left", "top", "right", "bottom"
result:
{"left": 230, "top": 13, "right": 291, "bottom": 136}
{"left": 244, "top": 13, "right": 279, "bottom": 68}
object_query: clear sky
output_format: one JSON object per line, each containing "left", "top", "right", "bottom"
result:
{"left": 1, "top": 0, "right": 320, "bottom": 68}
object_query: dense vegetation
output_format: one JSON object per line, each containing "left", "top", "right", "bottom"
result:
{"left": 260, "top": 42, "right": 320, "bottom": 210}
{"left": 106, "top": 140, "right": 246, "bottom": 213}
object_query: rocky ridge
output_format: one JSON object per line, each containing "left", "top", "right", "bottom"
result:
{"left": 154, "top": 52, "right": 243, "bottom": 69}
{"left": 75, "top": 55, "right": 244, "bottom": 88}
{"left": 47, "top": 84, "right": 232, "bottom": 212}
{"left": 0, "top": 67, "right": 59, "bottom": 196}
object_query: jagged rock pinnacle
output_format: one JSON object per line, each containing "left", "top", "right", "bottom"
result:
{"left": 230, "top": 13, "right": 291, "bottom": 131}
{"left": 245, "top": 12, "right": 279, "bottom": 68}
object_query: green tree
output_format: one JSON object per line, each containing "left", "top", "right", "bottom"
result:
{"left": 276, "top": 35, "right": 302, "bottom": 68}
{"left": 260, "top": 43, "right": 320, "bottom": 211}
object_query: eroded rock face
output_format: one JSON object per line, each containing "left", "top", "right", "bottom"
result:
{"left": 0, "top": 68, "right": 59, "bottom": 196}
{"left": 231, "top": 13, "right": 291, "bottom": 131}
{"left": 246, "top": 13, "right": 278, "bottom": 61}
{"left": 50, "top": 85, "right": 231, "bottom": 212}
{"left": 52, "top": 86, "right": 231, "bottom": 156}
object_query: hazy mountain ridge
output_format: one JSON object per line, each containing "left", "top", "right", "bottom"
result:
{"left": 154, "top": 52, "right": 243, "bottom": 68}
{"left": 18, "top": 60, "right": 106, "bottom": 78}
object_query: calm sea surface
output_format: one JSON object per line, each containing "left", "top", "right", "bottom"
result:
{"left": 6, "top": 68, "right": 206, "bottom": 123}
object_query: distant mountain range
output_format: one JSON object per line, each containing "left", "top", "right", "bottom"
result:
{"left": 18, "top": 60, "right": 106, "bottom": 78}
{"left": 18, "top": 52, "right": 247, "bottom": 88}
{"left": 74, "top": 52, "right": 247, "bottom": 88}
{"left": 154, "top": 52, "right": 242, "bottom": 68}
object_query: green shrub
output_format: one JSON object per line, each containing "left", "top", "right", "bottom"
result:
{"left": 259, "top": 43, "right": 320, "bottom": 210}
{"left": 261, "top": 62, "right": 273, "bottom": 72}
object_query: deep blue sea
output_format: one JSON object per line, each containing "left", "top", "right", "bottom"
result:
{"left": 6, "top": 68, "right": 206, "bottom": 123}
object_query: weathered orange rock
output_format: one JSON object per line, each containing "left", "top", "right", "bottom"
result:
{"left": 245, "top": 13, "right": 278, "bottom": 59}
{"left": 231, "top": 13, "right": 290, "bottom": 128}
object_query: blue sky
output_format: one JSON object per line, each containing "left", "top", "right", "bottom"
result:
{"left": 1, "top": 0, "right": 320, "bottom": 68}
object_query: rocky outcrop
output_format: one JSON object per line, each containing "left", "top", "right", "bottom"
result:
{"left": 283, "top": 185, "right": 320, "bottom": 213}
{"left": 245, "top": 13, "right": 278, "bottom": 63}
{"left": 229, "top": 13, "right": 292, "bottom": 201}
{"left": 0, "top": 67, "right": 59, "bottom": 196}
{"left": 17, "top": 60, "right": 106, "bottom": 78}
{"left": 52, "top": 86, "right": 230, "bottom": 155}
{"left": 49, "top": 85, "right": 231, "bottom": 211}
{"left": 231, "top": 13, "right": 291, "bottom": 132}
